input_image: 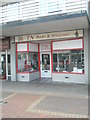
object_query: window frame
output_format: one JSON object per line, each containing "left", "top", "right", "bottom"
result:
{"left": 16, "top": 42, "right": 39, "bottom": 74}
{"left": 51, "top": 37, "right": 85, "bottom": 74}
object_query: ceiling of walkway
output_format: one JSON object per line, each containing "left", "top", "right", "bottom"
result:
{"left": 1, "top": 15, "right": 89, "bottom": 37}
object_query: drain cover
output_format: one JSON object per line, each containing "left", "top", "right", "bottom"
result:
{"left": 0, "top": 101, "right": 8, "bottom": 105}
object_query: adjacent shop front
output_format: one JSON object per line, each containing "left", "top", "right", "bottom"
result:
{"left": 0, "top": 37, "right": 11, "bottom": 80}
{"left": 15, "top": 30, "right": 88, "bottom": 84}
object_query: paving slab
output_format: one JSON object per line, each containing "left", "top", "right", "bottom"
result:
{"left": 0, "top": 80, "right": 88, "bottom": 118}
{"left": 2, "top": 92, "right": 14, "bottom": 99}
{"left": 2, "top": 93, "right": 42, "bottom": 118}
{"left": 32, "top": 96, "right": 88, "bottom": 115}
{"left": 1, "top": 92, "right": 88, "bottom": 118}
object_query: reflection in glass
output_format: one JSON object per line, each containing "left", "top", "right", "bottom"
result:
{"left": 8, "top": 54, "right": 11, "bottom": 75}
{"left": 18, "top": 52, "right": 38, "bottom": 72}
{"left": 42, "top": 54, "right": 50, "bottom": 70}
{"left": 53, "top": 50, "right": 84, "bottom": 73}
{"left": 1, "top": 55, "right": 6, "bottom": 78}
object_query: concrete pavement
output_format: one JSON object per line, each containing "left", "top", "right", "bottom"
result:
{"left": 1, "top": 79, "right": 88, "bottom": 97}
{"left": 0, "top": 79, "right": 88, "bottom": 118}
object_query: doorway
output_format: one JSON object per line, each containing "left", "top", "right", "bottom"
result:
{"left": 0, "top": 53, "right": 11, "bottom": 80}
{"left": 40, "top": 52, "right": 51, "bottom": 78}
{"left": 8, "top": 54, "right": 11, "bottom": 80}
{"left": 1, "top": 54, "right": 6, "bottom": 79}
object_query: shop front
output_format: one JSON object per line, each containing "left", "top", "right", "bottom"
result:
{"left": 0, "top": 37, "right": 11, "bottom": 80}
{"left": 15, "top": 30, "right": 88, "bottom": 84}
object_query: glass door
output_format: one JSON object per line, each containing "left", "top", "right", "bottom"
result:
{"left": 0, "top": 53, "right": 11, "bottom": 80}
{"left": 1, "top": 54, "right": 6, "bottom": 79}
{"left": 8, "top": 54, "right": 11, "bottom": 80}
{"left": 40, "top": 52, "right": 51, "bottom": 78}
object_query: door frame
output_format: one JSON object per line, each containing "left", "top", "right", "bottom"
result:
{"left": 0, "top": 51, "right": 6, "bottom": 80}
{"left": 0, "top": 50, "right": 11, "bottom": 80}
{"left": 40, "top": 52, "right": 52, "bottom": 78}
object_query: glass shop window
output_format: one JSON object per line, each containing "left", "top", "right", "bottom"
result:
{"left": 18, "top": 52, "right": 38, "bottom": 72}
{"left": 53, "top": 50, "right": 84, "bottom": 74}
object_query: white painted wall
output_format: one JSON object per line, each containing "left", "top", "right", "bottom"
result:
{"left": 17, "top": 73, "right": 30, "bottom": 82}
{"left": 29, "top": 72, "right": 39, "bottom": 81}
{"left": 52, "top": 29, "right": 88, "bottom": 84}
{"left": 52, "top": 73, "right": 87, "bottom": 84}
{"left": 17, "top": 72, "right": 39, "bottom": 82}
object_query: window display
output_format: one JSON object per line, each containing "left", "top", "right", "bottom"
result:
{"left": 18, "top": 52, "right": 38, "bottom": 72}
{"left": 53, "top": 50, "right": 84, "bottom": 73}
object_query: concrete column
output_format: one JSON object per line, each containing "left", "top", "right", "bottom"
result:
{"left": 88, "top": 27, "right": 90, "bottom": 120}
{"left": 88, "top": 28, "right": 90, "bottom": 85}
{"left": 84, "top": 29, "right": 88, "bottom": 84}
{"left": 10, "top": 37, "right": 16, "bottom": 81}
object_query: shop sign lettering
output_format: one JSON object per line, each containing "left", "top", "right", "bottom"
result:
{"left": 15, "top": 30, "right": 83, "bottom": 42}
